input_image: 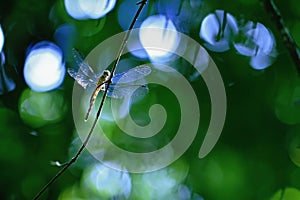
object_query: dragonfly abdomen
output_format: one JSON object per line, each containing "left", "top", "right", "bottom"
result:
{"left": 85, "top": 71, "right": 110, "bottom": 121}
{"left": 85, "top": 85, "right": 103, "bottom": 121}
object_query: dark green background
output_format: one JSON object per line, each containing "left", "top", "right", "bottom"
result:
{"left": 0, "top": 0, "right": 300, "bottom": 199}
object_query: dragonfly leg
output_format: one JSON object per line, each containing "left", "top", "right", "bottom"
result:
{"left": 101, "top": 80, "right": 111, "bottom": 91}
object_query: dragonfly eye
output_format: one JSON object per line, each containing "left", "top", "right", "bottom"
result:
{"left": 102, "top": 70, "right": 111, "bottom": 77}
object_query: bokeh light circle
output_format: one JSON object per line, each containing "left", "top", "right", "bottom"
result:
{"left": 64, "top": 0, "right": 116, "bottom": 20}
{"left": 24, "top": 41, "right": 65, "bottom": 92}
{"left": 233, "top": 21, "right": 276, "bottom": 70}
{"left": 19, "top": 88, "right": 67, "bottom": 128}
{"left": 0, "top": 25, "right": 4, "bottom": 52}
{"left": 82, "top": 164, "right": 131, "bottom": 198}
{"left": 200, "top": 10, "right": 238, "bottom": 52}
{"left": 139, "top": 15, "right": 180, "bottom": 61}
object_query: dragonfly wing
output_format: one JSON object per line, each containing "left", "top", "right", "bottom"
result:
{"left": 72, "top": 48, "right": 98, "bottom": 80}
{"left": 67, "top": 67, "right": 79, "bottom": 79}
{"left": 68, "top": 49, "right": 98, "bottom": 89}
{"left": 78, "top": 61, "right": 98, "bottom": 81}
{"left": 106, "top": 87, "right": 125, "bottom": 99}
{"left": 67, "top": 68, "right": 96, "bottom": 89}
{"left": 111, "top": 65, "right": 151, "bottom": 84}
{"left": 107, "top": 82, "right": 149, "bottom": 99}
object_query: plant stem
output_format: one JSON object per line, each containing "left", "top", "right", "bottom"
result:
{"left": 32, "top": 0, "right": 148, "bottom": 199}
{"left": 260, "top": 0, "right": 300, "bottom": 74}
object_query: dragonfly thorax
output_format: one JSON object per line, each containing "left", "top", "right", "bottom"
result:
{"left": 96, "top": 70, "right": 111, "bottom": 86}
{"left": 102, "top": 70, "right": 110, "bottom": 78}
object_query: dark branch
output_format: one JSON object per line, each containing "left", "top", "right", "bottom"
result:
{"left": 32, "top": 1, "right": 148, "bottom": 199}
{"left": 260, "top": 0, "right": 300, "bottom": 74}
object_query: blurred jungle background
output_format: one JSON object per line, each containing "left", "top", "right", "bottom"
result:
{"left": 0, "top": 0, "right": 300, "bottom": 199}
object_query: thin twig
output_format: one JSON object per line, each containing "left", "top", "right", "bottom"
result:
{"left": 260, "top": 0, "right": 300, "bottom": 74}
{"left": 32, "top": 0, "right": 148, "bottom": 199}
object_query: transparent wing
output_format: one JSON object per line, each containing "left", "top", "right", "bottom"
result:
{"left": 107, "top": 82, "right": 149, "bottom": 99}
{"left": 72, "top": 49, "right": 97, "bottom": 79}
{"left": 67, "top": 68, "right": 93, "bottom": 89}
{"left": 104, "top": 65, "right": 151, "bottom": 99}
{"left": 67, "top": 49, "right": 98, "bottom": 89}
{"left": 111, "top": 65, "right": 151, "bottom": 84}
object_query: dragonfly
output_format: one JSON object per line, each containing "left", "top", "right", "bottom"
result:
{"left": 68, "top": 49, "right": 151, "bottom": 121}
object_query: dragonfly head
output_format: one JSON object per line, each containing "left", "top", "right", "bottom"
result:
{"left": 102, "top": 70, "right": 111, "bottom": 78}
